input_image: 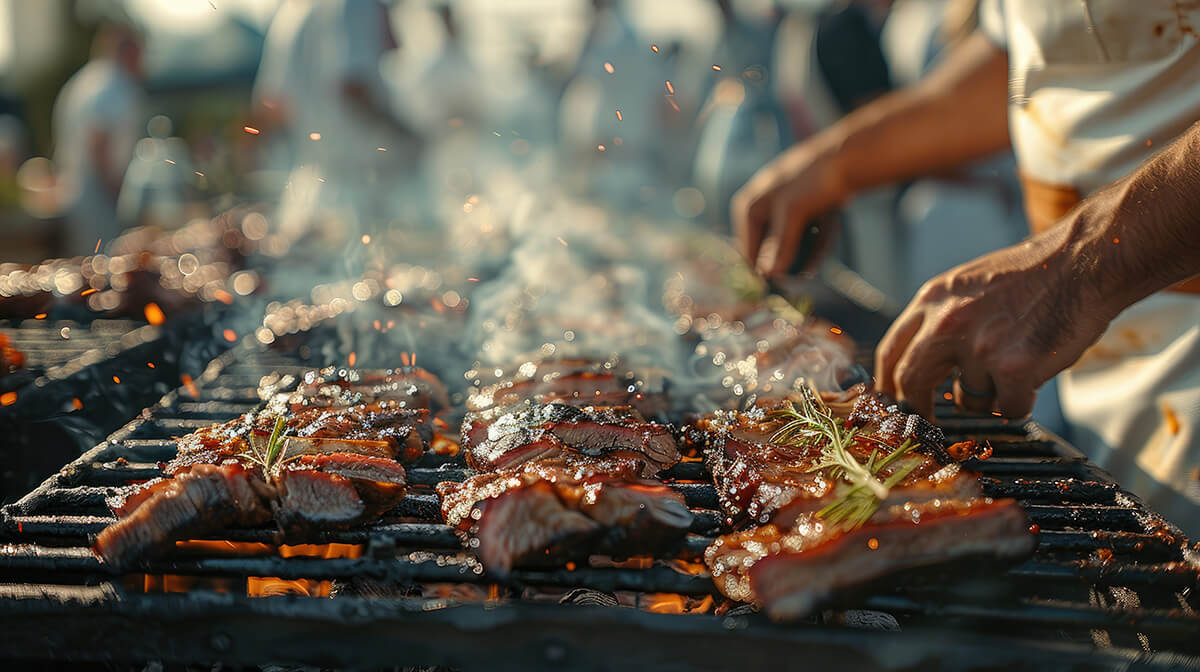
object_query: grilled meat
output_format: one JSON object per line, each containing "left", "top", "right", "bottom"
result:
{"left": 273, "top": 453, "right": 407, "bottom": 533}
{"left": 705, "top": 497, "right": 1035, "bottom": 621}
{"left": 695, "top": 390, "right": 1034, "bottom": 620}
{"left": 94, "top": 463, "right": 273, "bottom": 568}
{"left": 272, "top": 366, "right": 450, "bottom": 413}
{"left": 696, "top": 402, "right": 969, "bottom": 526}
{"left": 467, "top": 360, "right": 668, "bottom": 418}
{"left": 437, "top": 455, "right": 692, "bottom": 575}
{"left": 463, "top": 402, "right": 680, "bottom": 476}
{"left": 97, "top": 402, "right": 416, "bottom": 568}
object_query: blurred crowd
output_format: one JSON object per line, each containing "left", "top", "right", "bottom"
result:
{"left": 0, "top": 0, "right": 1025, "bottom": 303}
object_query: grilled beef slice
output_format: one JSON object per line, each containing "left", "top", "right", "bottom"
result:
{"left": 438, "top": 456, "right": 692, "bottom": 575}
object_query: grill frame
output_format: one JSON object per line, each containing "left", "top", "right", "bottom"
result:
{"left": 0, "top": 343, "right": 1198, "bottom": 670}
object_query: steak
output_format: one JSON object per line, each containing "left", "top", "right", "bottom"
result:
{"left": 94, "top": 463, "right": 273, "bottom": 569}
{"left": 467, "top": 360, "right": 668, "bottom": 418}
{"left": 270, "top": 366, "right": 450, "bottom": 413}
{"left": 705, "top": 497, "right": 1035, "bottom": 621}
{"left": 256, "top": 403, "right": 431, "bottom": 464}
{"left": 463, "top": 402, "right": 680, "bottom": 476}
{"left": 274, "top": 453, "right": 407, "bottom": 533}
{"left": 437, "top": 456, "right": 692, "bottom": 575}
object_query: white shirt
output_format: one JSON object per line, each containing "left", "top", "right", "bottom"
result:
{"left": 52, "top": 60, "right": 142, "bottom": 250}
{"left": 981, "top": 0, "right": 1200, "bottom": 195}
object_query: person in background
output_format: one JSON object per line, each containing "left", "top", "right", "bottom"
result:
{"left": 51, "top": 20, "right": 145, "bottom": 256}
{"left": 732, "top": 1, "right": 1200, "bottom": 534}
{"left": 252, "top": 0, "right": 412, "bottom": 243}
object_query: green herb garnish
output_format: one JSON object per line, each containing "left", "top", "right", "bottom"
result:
{"left": 769, "top": 384, "right": 920, "bottom": 530}
{"left": 243, "top": 415, "right": 290, "bottom": 473}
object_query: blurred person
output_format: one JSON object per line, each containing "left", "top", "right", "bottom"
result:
{"left": 252, "top": 0, "right": 412, "bottom": 242}
{"left": 51, "top": 21, "right": 145, "bottom": 256}
{"left": 116, "top": 115, "right": 196, "bottom": 229}
{"left": 732, "top": 1, "right": 1200, "bottom": 533}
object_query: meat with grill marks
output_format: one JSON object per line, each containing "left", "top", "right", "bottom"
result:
{"left": 705, "top": 496, "right": 1035, "bottom": 621}
{"left": 467, "top": 360, "right": 668, "bottom": 419}
{"left": 462, "top": 402, "right": 680, "bottom": 476}
{"left": 695, "top": 390, "right": 1034, "bottom": 620}
{"left": 268, "top": 366, "right": 450, "bottom": 414}
{"left": 437, "top": 455, "right": 693, "bottom": 575}
{"left": 94, "top": 405, "right": 415, "bottom": 569}
{"left": 695, "top": 401, "right": 976, "bottom": 526}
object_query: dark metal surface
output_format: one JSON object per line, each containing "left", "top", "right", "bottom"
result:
{"left": 0, "top": 343, "right": 1198, "bottom": 670}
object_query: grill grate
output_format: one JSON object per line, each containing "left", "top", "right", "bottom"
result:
{"left": 0, "top": 344, "right": 1197, "bottom": 670}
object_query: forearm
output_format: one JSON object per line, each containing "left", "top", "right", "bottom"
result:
{"left": 820, "top": 32, "right": 1011, "bottom": 195}
{"left": 1060, "top": 121, "right": 1200, "bottom": 317}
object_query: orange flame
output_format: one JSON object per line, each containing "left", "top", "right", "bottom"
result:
{"left": 143, "top": 302, "right": 165, "bottom": 326}
{"left": 1, "top": 392, "right": 16, "bottom": 406}
{"left": 223, "top": 329, "right": 237, "bottom": 343}
{"left": 181, "top": 374, "right": 199, "bottom": 398}
{"left": 348, "top": 351, "right": 357, "bottom": 367}
{"left": 642, "top": 594, "right": 714, "bottom": 615}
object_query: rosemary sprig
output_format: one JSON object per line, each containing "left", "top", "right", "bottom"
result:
{"left": 769, "top": 384, "right": 920, "bottom": 529}
{"left": 242, "top": 415, "right": 290, "bottom": 473}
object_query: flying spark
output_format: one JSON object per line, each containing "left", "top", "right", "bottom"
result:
{"left": 651, "top": 44, "right": 659, "bottom": 53}
{"left": 194, "top": 171, "right": 204, "bottom": 177}
{"left": 223, "top": 329, "right": 237, "bottom": 342}
{"left": 112, "top": 376, "right": 121, "bottom": 384}
{"left": 615, "top": 110, "right": 623, "bottom": 121}
{"left": 377, "top": 146, "right": 387, "bottom": 152}
{"left": 165, "top": 159, "right": 176, "bottom": 165}
{"left": 147, "top": 362, "right": 156, "bottom": 368}
{"left": 665, "top": 80, "right": 674, "bottom": 94}
{"left": 94, "top": 238, "right": 102, "bottom": 253}
{"left": 712, "top": 64, "right": 722, "bottom": 71}
{"left": 1, "top": 392, "right": 16, "bottom": 406}
{"left": 597, "top": 144, "right": 606, "bottom": 152}
{"left": 556, "top": 237, "right": 568, "bottom": 247}
{"left": 34, "top": 313, "right": 46, "bottom": 320}
{"left": 81, "top": 288, "right": 97, "bottom": 296}
{"left": 362, "top": 234, "right": 371, "bottom": 244}
{"left": 664, "top": 95, "right": 680, "bottom": 112}
{"left": 348, "top": 352, "right": 357, "bottom": 367}
{"left": 72, "top": 397, "right": 82, "bottom": 409}
{"left": 243, "top": 126, "right": 260, "bottom": 135}
{"left": 603, "top": 62, "right": 615, "bottom": 74}
{"left": 829, "top": 327, "right": 843, "bottom": 335}
{"left": 143, "top": 302, "right": 165, "bottom": 326}
{"left": 309, "top": 132, "right": 321, "bottom": 140}
{"left": 181, "top": 374, "right": 199, "bottom": 397}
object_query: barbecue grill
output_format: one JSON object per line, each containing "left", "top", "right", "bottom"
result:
{"left": 0, "top": 311, "right": 234, "bottom": 503}
{"left": 1, "top": 342, "right": 1197, "bottom": 671}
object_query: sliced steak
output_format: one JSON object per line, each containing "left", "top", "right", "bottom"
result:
{"left": 94, "top": 463, "right": 273, "bottom": 569}
{"left": 255, "top": 402, "right": 431, "bottom": 463}
{"left": 463, "top": 403, "right": 680, "bottom": 476}
{"left": 438, "top": 456, "right": 692, "bottom": 575}
{"left": 705, "top": 497, "right": 1035, "bottom": 621}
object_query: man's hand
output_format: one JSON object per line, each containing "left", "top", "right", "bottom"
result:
{"left": 873, "top": 229, "right": 1113, "bottom": 419}
{"left": 731, "top": 139, "right": 846, "bottom": 277}
{"left": 875, "top": 117, "right": 1200, "bottom": 419}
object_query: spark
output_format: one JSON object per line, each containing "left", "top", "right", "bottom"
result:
{"left": 95, "top": 238, "right": 102, "bottom": 253}
{"left": 223, "top": 329, "right": 237, "bottom": 342}
{"left": 34, "top": 313, "right": 46, "bottom": 320}
{"left": 376, "top": 146, "right": 387, "bottom": 152}
{"left": 665, "top": 80, "right": 674, "bottom": 94}
{"left": 664, "top": 95, "right": 680, "bottom": 112}
{"left": 194, "top": 171, "right": 204, "bottom": 177}
{"left": 309, "top": 132, "right": 321, "bottom": 141}
{"left": 712, "top": 64, "right": 722, "bottom": 71}
{"left": 348, "top": 352, "right": 357, "bottom": 367}
{"left": 1146, "top": 139, "right": 1153, "bottom": 147}
{"left": 556, "top": 237, "right": 568, "bottom": 247}
{"left": 361, "top": 234, "right": 371, "bottom": 244}
{"left": 243, "top": 126, "right": 260, "bottom": 135}
{"left": 991, "top": 410, "right": 1003, "bottom": 417}
{"left": 597, "top": 144, "right": 606, "bottom": 152}
{"left": 493, "top": 131, "right": 501, "bottom": 136}
{"left": 213, "top": 289, "right": 234, "bottom": 304}
{"left": 373, "top": 320, "right": 381, "bottom": 331}
{"left": 943, "top": 392, "right": 953, "bottom": 401}
{"left": 603, "top": 61, "right": 615, "bottom": 74}
{"left": 829, "top": 327, "right": 843, "bottom": 335}
{"left": 165, "top": 159, "right": 176, "bottom": 165}
{"left": 181, "top": 374, "right": 199, "bottom": 397}
{"left": 112, "top": 376, "right": 121, "bottom": 384}
{"left": 650, "top": 44, "right": 659, "bottom": 53}
{"left": 1112, "top": 237, "right": 1120, "bottom": 244}
{"left": 1, "top": 392, "right": 16, "bottom": 406}
{"left": 147, "top": 362, "right": 156, "bottom": 368}
{"left": 615, "top": 110, "right": 623, "bottom": 121}
{"left": 143, "top": 302, "right": 165, "bottom": 326}
{"left": 867, "top": 537, "right": 879, "bottom": 550}
{"left": 72, "top": 397, "right": 82, "bottom": 410}
{"left": 401, "top": 352, "right": 411, "bottom": 367}
{"left": 467, "top": 277, "right": 479, "bottom": 282}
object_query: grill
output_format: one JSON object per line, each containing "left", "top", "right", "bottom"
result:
{"left": 0, "top": 312, "right": 233, "bottom": 503}
{"left": 1, "top": 342, "right": 1198, "bottom": 670}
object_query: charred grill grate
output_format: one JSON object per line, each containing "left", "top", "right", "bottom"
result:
{"left": 0, "top": 345, "right": 1197, "bottom": 670}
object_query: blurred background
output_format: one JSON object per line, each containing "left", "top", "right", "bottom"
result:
{"left": 0, "top": 0, "right": 1059, "bottom": 426}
